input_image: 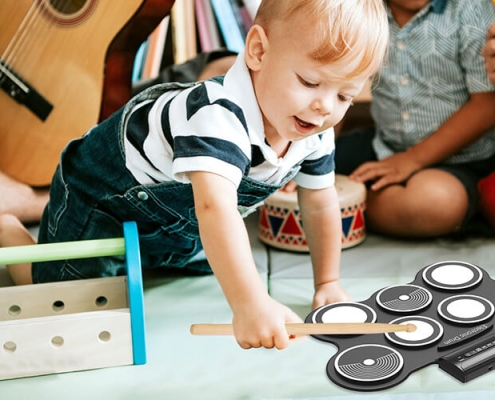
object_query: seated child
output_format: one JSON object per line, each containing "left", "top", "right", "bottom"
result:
{"left": 335, "top": 0, "right": 495, "bottom": 238}
{"left": 0, "top": 0, "right": 389, "bottom": 350}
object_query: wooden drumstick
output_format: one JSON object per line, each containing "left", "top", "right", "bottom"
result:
{"left": 190, "top": 322, "right": 417, "bottom": 336}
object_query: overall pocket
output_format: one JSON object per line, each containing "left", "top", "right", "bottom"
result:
{"left": 101, "top": 182, "right": 203, "bottom": 268}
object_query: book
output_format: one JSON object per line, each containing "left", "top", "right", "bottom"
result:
{"left": 237, "top": 0, "right": 254, "bottom": 33}
{"left": 195, "top": 0, "right": 222, "bottom": 52}
{"left": 243, "top": 0, "right": 261, "bottom": 20}
{"left": 229, "top": 0, "right": 249, "bottom": 37}
{"left": 210, "top": 0, "right": 245, "bottom": 53}
{"left": 171, "top": 0, "right": 197, "bottom": 64}
{"left": 132, "top": 40, "right": 149, "bottom": 83}
{"left": 141, "top": 16, "right": 170, "bottom": 79}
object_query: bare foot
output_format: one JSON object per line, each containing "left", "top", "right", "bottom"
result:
{"left": 0, "top": 172, "right": 49, "bottom": 223}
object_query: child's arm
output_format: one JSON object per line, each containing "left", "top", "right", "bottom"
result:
{"left": 483, "top": 23, "right": 495, "bottom": 84}
{"left": 351, "top": 91, "right": 495, "bottom": 190}
{"left": 189, "top": 171, "right": 303, "bottom": 350}
{"left": 297, "top": 185, "right": 351, "bottom": 309}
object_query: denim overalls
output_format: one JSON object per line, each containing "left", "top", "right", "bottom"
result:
{"left": 33, "top": 83, "right": 300, "bottom": 283}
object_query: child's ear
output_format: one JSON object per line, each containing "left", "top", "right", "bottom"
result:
{"left": 244, "top": 25, "right": 268, "bottom": 72}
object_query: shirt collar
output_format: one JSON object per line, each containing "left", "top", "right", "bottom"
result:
{"left": 223, "top": 51, "right": 264, "bottom": 139}
{"left": 386, "top": 0, "right": 448, "bottom": 28}
{"left": 431, "top": 0, "right": 448, "bottom": 14}
{"left": 386, "top": 0, "right": 448, "bottom": 16}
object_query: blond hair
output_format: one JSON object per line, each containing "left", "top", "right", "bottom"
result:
{"left": 254, "top": 0, "right": 389, "bottom": 78}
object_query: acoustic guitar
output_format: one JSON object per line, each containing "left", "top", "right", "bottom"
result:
{"left": 0, "top": 0, "right": 175, "bottom": 187}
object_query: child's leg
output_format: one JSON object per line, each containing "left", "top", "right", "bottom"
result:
{"left": 0, "top": 172, "right": 49, "bottom": 223}
{"left": 0, "top": 214, "right": 35, "bottom": 285}
{"left": 365, "top": 169, "right": 469, "bottom": 237}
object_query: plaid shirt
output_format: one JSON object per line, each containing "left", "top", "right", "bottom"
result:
{"left": 372, "top": 0, "right": 495, "bottom": 164}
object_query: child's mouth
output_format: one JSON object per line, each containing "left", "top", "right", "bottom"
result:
{"left": 294, "top": 116, "right": 316, "bottom": 133}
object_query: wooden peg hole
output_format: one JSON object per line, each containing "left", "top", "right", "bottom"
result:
{"left": 98, "top": 331, "right": 111, "bottom": 343}
{"left": 95, "top": 296, "right": 108, "bottom": 307}
{"left": 52, "top": 300, "right": 65, "bottom": 312}
{"left": 51, "top": 336, "right": 64, "bottom": 348}
{"left": 3, "top": 341, "right": 16, "bottom": 352}
{"left": 8, "top": 305, "right": 21, "bottom": 317}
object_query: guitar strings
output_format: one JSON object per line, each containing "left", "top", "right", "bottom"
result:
{"left": 2, "top": 1, "right": 73, "bottom": 77}
{"left": 1, "top": 1, "right": 39, "bottom": 72}
{"left": 12, "top": 0, "right": 66, "bottom": 73}
{"left": 25, "top": 0, "right": 73, "bottom": 68}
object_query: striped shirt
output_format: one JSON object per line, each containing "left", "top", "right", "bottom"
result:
{"left": 372, "top": 0, "right": 495, "bottom": 164}
{"left": 123, "top": 53, "right": 335, "bottom": 190}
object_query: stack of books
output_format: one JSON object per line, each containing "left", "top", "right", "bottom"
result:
{"left": 132, "top": 0, "right": 261, "bottom": 82}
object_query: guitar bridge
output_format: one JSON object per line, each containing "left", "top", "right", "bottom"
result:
{"left": 0, "top": 60, "right": 53, "bottom": 121}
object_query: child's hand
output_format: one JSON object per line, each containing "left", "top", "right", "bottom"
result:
{"left": 312, "top": 280, "right": 352, "bottom": 310}
{"left": 350, "top": 152, "right": 422, "bottom": 191}
{"left": 280, "top": 180, "right": 298, "bottom": 192}
{"left": 232, "top": 295, "right": 303, "bottom": 350}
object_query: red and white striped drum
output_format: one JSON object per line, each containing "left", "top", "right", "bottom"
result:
{"left": 258, "top": 174, "right": 366, "bottom": 251}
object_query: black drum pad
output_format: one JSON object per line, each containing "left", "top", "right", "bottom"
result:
{"left": 305, "top": 261, "right": 495, "bottom": 391}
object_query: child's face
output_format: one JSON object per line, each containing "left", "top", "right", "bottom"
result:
{"left": 248, "top": 20, "right": 370, "bottom": 148}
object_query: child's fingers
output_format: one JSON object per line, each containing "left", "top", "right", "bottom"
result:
{"left": 273, "top": 332, "right": 289, "bottom": 350}
{"left": 273, "top": 309, "right": 304, "bottom": 349}
{"left": 352, "top": 164, "right": 390, "bottom": 185}
{"left": 369, "top": 173, "right": 406, "bottom": 191}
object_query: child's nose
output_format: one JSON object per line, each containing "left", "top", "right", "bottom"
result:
{"left": 311, "top": 96, "right": 333, "bottom": 116}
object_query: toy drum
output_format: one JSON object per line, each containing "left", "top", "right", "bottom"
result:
{"left": 258, "top": 174, "right": 366, "bottom": 251}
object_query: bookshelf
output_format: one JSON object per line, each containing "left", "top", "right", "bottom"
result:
{"left": 132, "top": 0, "right": 259, "bottom": 83}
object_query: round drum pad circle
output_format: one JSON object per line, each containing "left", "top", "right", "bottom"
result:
{"left": 334, "top": 344, "right": 404, "bottom": 382}
{"left": 423, "top": 261, "right": 482, "bottom": 290}
{"left": 438, "top": 295, "right": 494, "bottom": 324}
{"left": 376, "top": 284, "right": 433, "bottom": 313}
{"left": 385, "top": 316, "right": 444, "bottom": 347}
{"left": 312, "top": 302, "right": 377, "bottom": 324}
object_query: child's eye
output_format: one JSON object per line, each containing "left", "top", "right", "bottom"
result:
{"left": 298, "top": 75, "right": 319, "bottom": 88}
{"left": 338, "top": 94, "right": 354, "bottom": 105}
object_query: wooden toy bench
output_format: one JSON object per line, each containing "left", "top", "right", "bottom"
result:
{"left": 0, "top": 221, "right": 145, "bottom": 380}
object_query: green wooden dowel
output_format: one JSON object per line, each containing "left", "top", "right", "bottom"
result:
{"left": 0, "top": 238, "right": 126, "bottom": 265}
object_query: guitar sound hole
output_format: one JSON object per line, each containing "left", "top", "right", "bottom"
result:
{"left": 37, "top": 0, "right": 97, "bottom": 26}
{"left": 49, "top": 0, "right": 88, "bottom": 15}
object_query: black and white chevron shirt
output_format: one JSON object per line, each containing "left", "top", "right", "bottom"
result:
{"left": 123, "top": 53, "right": 335, "bottom": 190}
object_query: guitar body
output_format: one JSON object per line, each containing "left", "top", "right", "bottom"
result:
{"left": 0, "top": 0, "right": 174, "bottom": 186}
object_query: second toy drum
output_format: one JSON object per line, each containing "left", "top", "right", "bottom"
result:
{"left": 258, "top": 174, "right": 366, "bottom": 251}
